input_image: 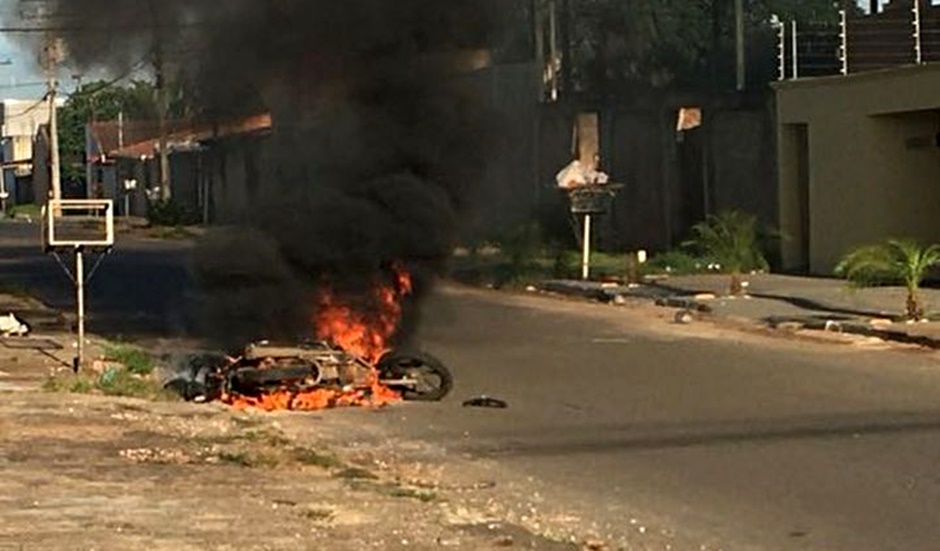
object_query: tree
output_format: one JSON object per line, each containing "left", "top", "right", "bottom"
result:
{"left": 57, "top": 79, "right": 188, "bottom": 185}
{"left": 559, "top": 0, "right": 839, "bottom": 99}
{"left": 834, "top": 239, "right": 940, "bottom": 321}
{"left": 684, "top": 210, "right": 769, "bottom": 295}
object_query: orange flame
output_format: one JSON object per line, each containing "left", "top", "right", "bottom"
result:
{"left": 222, "top": 376, "right": 401, "bottom": 412}
{"left": 314, "top": 265, "right": 413, "bottom": 364}
{"left": 222, "top": 265, "right": 413, "bottom": 412}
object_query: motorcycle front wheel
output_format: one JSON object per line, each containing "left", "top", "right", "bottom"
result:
{"left": 378, "top": 351, "right": 453, "bottom": 401}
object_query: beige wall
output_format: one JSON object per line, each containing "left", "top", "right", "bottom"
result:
{"left": 775, "top": 64, "right": 940, "bottom": 274}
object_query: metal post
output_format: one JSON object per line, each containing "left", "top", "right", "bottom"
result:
{"left": 0, "top": 180, "right": 7, "bottom": 216}
{"left": 124, "top": 192, "right": 130, "bottom": 219}
{"left": 735, "top": 0, "right": 746, "bottom": 91}
{"left": 840, "top": 9, "right": 849, "bottom": 75}
{"left": 778, "top": 21, "right": 786, "bottom": 81}
{"left": 150, "top": 0, "right": 171, "bottom": 202}
{"left": 74, "top": 246, "right": 85, "bottom": 372}
{"left": 48, "top": 76, "right": 61, "bottom": 202}
{"left": 200, "top": 152, "right": 210, "bottom": 225}
{"left": 913, "top": 0, "right": 923, "bottom": 64}
{"left": 548, "top": 0, "right": 559, "bottom": 102}
{"left": 581, "top": 214, "right": 592, "bottom": 281}
{"left": 791, "top": 20, "right": 799, "bottom": 79}
{"left": 118, "top": 111, "right": 124, "bottom": 151}
{"left": 155, "top": 56, "right": 171, "bottom": 202}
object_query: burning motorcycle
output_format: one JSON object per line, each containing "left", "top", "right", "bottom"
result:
{"left": 167, "top": 340, "right": 453, "bottom": 407}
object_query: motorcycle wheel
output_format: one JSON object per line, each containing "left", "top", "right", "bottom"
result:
{"left": 378, "top": 352, "right": 453, "bottom": 401}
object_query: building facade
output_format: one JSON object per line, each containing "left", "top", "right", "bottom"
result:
{"left": 775, "top": 63, "right": 940, "bottom": 274}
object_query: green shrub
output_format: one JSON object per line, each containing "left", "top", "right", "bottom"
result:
{"left": 835, "top": 239, "right": 940, "bottom": 320}
{"left": 147, "top": 199, "right": 200, "bottom": 227}
{"left": 684, "top": 210, "right": 769, "bottom": 274}
{"left": 644, "top": 250, "right": 707, "bottom": 275}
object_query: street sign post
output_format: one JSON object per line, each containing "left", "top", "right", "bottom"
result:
{"left": 41, "top": 199, "right": 114, "bottom": 371}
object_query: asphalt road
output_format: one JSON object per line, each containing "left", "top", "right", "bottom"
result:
{"left": 0, "top": 222, "right": 191, "bottom": 339}
{"left": 5, "top": 223, "right": 940, "bottom": 550}
{"left": 363, "top": 289, "right": 940, "bottom": 551}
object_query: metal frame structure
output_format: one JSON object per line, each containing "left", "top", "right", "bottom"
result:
{"left": 43, "top": 199, "right": 114, "bottom": 249}
{"left": 565, "top": 185, "right": 621, "bottom": 281}
{"left": 780, "top": 1, "right": 931, "bottom": 81}
{"left": 41, "top": 199, "right": 114, "bottom": 371}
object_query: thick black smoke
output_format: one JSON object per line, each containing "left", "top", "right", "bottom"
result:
{"left": 17, "top": 1, "right": 499, "bottom": 348}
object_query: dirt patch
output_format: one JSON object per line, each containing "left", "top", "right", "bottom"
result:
{"left": 0, "top": 391, "right": 583, "bottom": 551}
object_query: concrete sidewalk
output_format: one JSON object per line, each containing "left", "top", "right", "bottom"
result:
{"left": 540, "top": 273, "right": 940, "bottom": 348}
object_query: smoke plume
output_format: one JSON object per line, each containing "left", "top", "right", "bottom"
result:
{"left": 16, "top": 0, "right": 499, "bottom": 348}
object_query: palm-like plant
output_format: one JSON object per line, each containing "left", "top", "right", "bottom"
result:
{"left": 684, "top": 210, "right": 769, "bottom": 295}
{"left": 834, "top": 239, "right": 940, "bottom": 321}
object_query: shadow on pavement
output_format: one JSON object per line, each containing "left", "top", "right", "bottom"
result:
{"left": 750, "top": 292, "right": 887, "bottom": 319}
{"left": 463, "top": 411, "right": 940, "bottom": 456}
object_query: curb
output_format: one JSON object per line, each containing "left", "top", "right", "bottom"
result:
{"left": 538, "top": 280, "right": 940, "bottom": 350}
{"left": 767, "top": 317, "right": 940, "bottom": 350}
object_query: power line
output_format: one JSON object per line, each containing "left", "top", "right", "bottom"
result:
{"left": 4, "top": 94, "right": 51, "bottom": 117}
{"left": 0, "top": 22, "right": 217, "bottom": 33}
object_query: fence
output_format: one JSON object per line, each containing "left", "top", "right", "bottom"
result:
{"left": 778, "top": 0, "right": 940, "bottom": 80}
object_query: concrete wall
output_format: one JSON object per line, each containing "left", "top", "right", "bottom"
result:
{"left": 537, "top": 103, "right": 778, "bottom": 255}
{"left": 710, "top": 109, "right": 777, "bottom": 227}
{"left": 168, "top": 62, "right": 778, "bottom": 256}
{"left": 776, "top": 63, "right": 940, "bottom": 274}
{"left": 201, "top": 134, "right": 273, "bottom": 224}
{"left": 462, "top": 62, "right": 543, "bottom": 240}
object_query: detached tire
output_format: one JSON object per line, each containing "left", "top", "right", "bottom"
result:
{"left": 379, "top": 352, "right": 453, "bottom": 401}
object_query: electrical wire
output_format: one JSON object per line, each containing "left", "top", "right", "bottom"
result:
{"left": 64, "top": 53, "right": 152, "bottom": 100}
{"left": 5, "top": 93, "right": 50, "bottom": 117}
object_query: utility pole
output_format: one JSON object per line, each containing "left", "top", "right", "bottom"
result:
{"left": 44, "top": 39, "right": 63, "bottom": 203}
{"left": 150, "top": 0, "right": 171, "bottom": 202}
{"left": 74, "top": 74, "right": 95, "bottom": 199}
{"left": 734, "top": 0, "right": 746, "bottom": 91}
{"left": 154, "top": 47, "right": 171, "bottom": 202}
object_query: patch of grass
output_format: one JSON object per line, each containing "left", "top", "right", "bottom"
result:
{"left": 104, "top": 344, "right": 155, "bottom": 375}
{"left": 301, "top": 508, "right": 335, "bottom": 522}
{"left": 450, "top": 245, "right": 636, "bottom": 288}
{"left": 216, "top": 451, "right": 253, "bottom": 467}
{"left": 8, "top": 204, "right": 41, "bottom": 220}
{"left": 643, "top": 250, "right": 710, "bottom": 276}
{"left": 266, "top": 434, "right": 293, "bottom": 448}
{"left": 387, "top": 486, "right": 438, "bottom": 503}
{"left": 345, "top": 479, "right": 438, "bottom": 503}
{"left": 214, "top": 450, "right": 280, "bottom": 468}
{"left": 43, "top": 366, "right": 172, "bottom": 401}
{"left": 293, "top": 448, "right": 343, "bottom": 469}
{"left": 333, "top": 466, "right": 378, "bottom": 480}
{"left": 43, "top": 375, "right": 94, "bottom": 394}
